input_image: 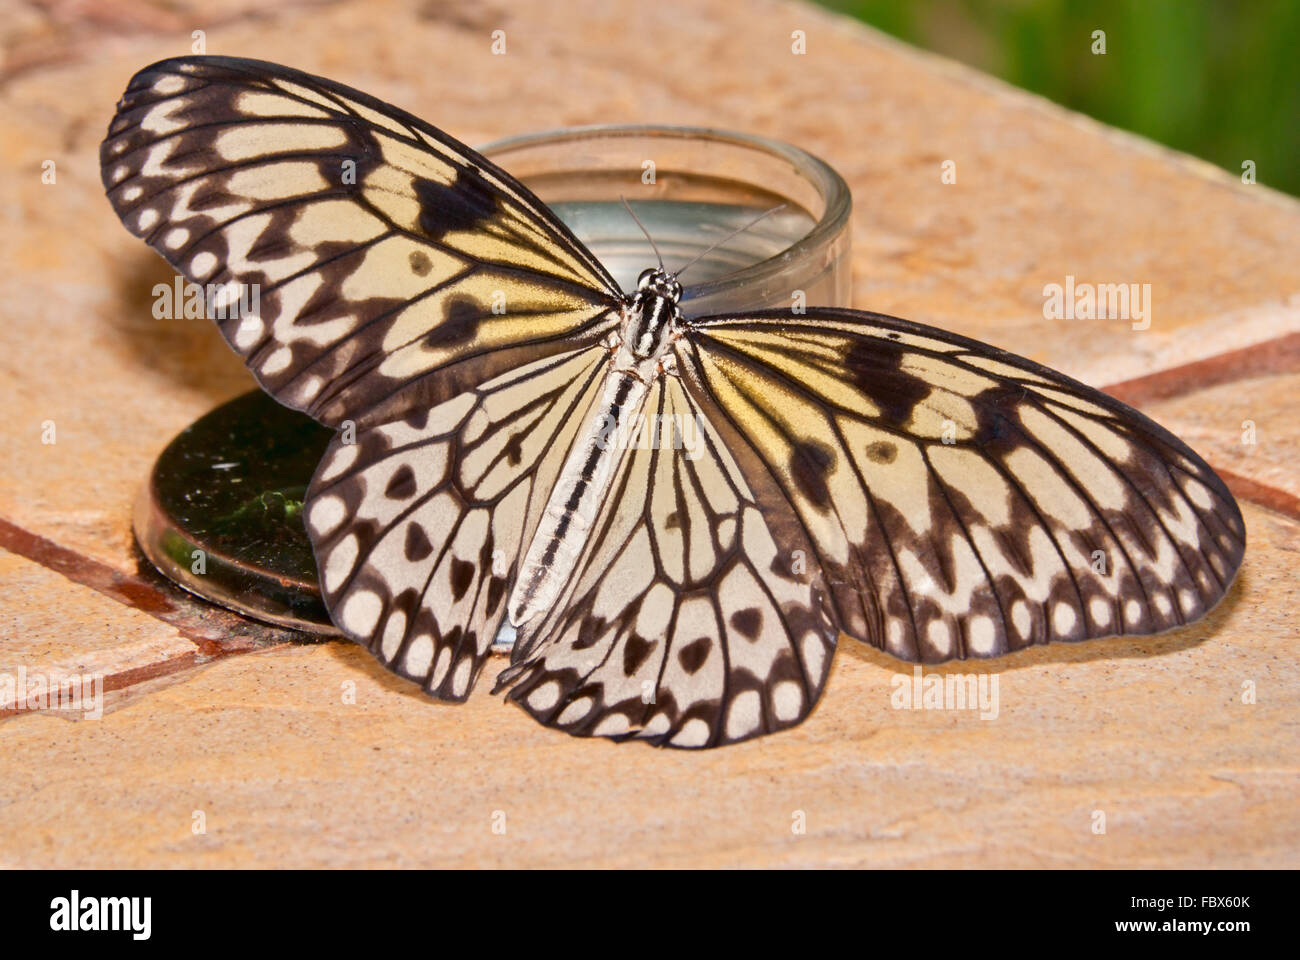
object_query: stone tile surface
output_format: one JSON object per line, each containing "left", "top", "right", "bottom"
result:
{"left": 1, "top": 0, "right": 1298, "bottom": 867}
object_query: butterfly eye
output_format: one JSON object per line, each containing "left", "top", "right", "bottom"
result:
{"left": 636, "top": 268, "right": 658, "bottom": 290}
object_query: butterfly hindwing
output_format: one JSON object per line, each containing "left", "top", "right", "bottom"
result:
{"left": 306, "top": 346, "right": 609, "bottom": 700}
{"left": 100, "top": 55, "right": 620, "bottom": 428}
{"left": 677, "top": 309, "right": 1246, "bottom": 663}
{"left": 495, "top": 374, "right": 838, "bottom": 747}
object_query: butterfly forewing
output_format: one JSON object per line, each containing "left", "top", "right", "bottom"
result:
{"left": 100, "top": 56, "right": 621, "bottom": 428}
{"left": 677, "top": 309, "right": 1245, "bottom": 663}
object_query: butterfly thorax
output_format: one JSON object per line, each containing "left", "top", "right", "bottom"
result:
{"left": 507, "top": 269, "right": 683, "bottom": 629}
{"left": 623, "top": 268, "right": 683, "bottom": 362}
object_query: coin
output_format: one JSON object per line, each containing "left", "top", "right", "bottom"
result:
{"left": 133, "top": 389, "right": 336, "bottom": 633}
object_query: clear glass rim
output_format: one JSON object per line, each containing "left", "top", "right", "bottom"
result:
{"left": 477, "top": 123, "right": 852, "bottom": 300}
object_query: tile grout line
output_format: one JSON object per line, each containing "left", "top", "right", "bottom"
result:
{"left": 1098, "top": 330, "right": 1300, "bottom": 522}
{"left": 0, "top": 651, "right": 203, "bottom": 720}
{"left": 1212, "top": 469, "right": 1300, "bottom": 525}
{"left": 1101, "top": 330, "right": 1300, "bottom": 407}
{"left": 0, "top": 517, "right": 300, "bottom": 661}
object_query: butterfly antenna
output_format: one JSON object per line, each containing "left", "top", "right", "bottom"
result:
{"left": 675, "top": 203, "right": 787, "bottom": 280}
{"left": 620, "top": 195, "right": 665, "bottom": 271}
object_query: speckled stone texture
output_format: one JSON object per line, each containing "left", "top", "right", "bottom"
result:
{"left": 0, "top": 0, "right": 1297, "bottom": 867}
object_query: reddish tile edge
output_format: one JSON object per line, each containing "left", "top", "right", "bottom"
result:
{"left": 0, "top": 651, "right": 202, "bottom": 720}
{"left": 0, "top": 517, "right": 301, "bottom": 659}
{"left": 1102, "top": 331, "right": 1300, "bottom": 407}
{"left": 1215, "top": 468, "right": 1300, "bottom": 524}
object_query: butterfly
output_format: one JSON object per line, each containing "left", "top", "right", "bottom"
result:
{"left": 101, "top": 56, "right": 1245, "bottom": 748}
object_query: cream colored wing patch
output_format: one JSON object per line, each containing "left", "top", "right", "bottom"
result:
{"left": 307, "top": 346, "right": 608, "bottom": 701}
{"left": 494, "top": 375, "right": 837, "bottom": 747}
{"left": 101, "top": 56, "right": 621, "bottom": 428}
{"left": 680, "top": 309, "right": 1245, "bottom": 663}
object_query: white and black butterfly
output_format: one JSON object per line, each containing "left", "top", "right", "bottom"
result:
{"left": 101, "top": 56, "right": 1245, "bottom": 748}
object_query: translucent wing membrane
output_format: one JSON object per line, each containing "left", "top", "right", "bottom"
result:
{"left": 495, "top": 375, "right": 838, "bottom": 747}
{"left": 307, "top": 347, "right": 608, "bottom": 700}
{"left": 100, "top": 56, "right": 620, "bottom": 428}
{"left": 678, "top": 309, "right": 1245, "bottom": 663}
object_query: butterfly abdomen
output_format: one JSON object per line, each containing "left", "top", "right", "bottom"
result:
{"left": 508, "top": 280, "right": 684, "bottom": 629}
{"left": 510, "top": 368, "right": 649, "bottom": 626}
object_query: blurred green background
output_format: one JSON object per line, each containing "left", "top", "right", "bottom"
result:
{"left": 821, "top": 0, "right": 1299, "bottom": 195}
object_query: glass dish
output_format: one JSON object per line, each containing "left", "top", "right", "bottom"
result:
{"left": 478, "top": 124, "right": 852, "bottom": 314}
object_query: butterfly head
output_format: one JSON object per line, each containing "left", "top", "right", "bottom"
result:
{"left": 635, "top": 267, "right": 683, "bottom": 304}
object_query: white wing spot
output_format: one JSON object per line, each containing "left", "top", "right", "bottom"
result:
{"left": 1011, "top": 600, "right": 1032, "bottom": 639}
{"left": 1124, "top": 598, "right": 1143, "bottom": 626}
{"left": 190, "top": 251, "right": 217, "bottom": 277}
{"left": 641, "top": 713, "right": 672, "bottom": 737}
{"left": 772, "top": 681, "right": 802, "bottom": 722}
{"left": 556, "top": 697, "right": 594, "bottom": 725}
{"left": 404, "top": 635, "right": 434, "bottom": 676}
{"left": 527, "top": 681, "right": 561, "bottom": 712}
{"left": 233, "top": 314, "right": 265, "bottom": 350}
{"left": 1052, "top": 602, "right": 1077, "bottom": 635}
{"left": 451, "top": 657, "right": 473, "bottom": 697}
{"left": 927, "top": 619, "right": 953, "bottom": 657}
{"left": 886, "top": 618, "right": 906, "bottom": 656}
{"left": 593, "top": 714, "right": 631, "bottom": 737}
{"left": 262, "top": 346, "right": 293, "bottom": 375}
{"left": 725, "top": 690, "right": 761, "bottom": 740}
{"left": 1089, "top": 598, "right": 1112, "bottom": 628}
{"left": 968, "top": 615, "right": 997, "bottom": 654}
{"left": 152, "top": 74, "right": 187, "bottom": 95}
{"left": 430, "top": 647, "right": 451, "bottom": 687}
{"left": 671, "top": 718, "right": 711, "bottom": 747}
{"left": 380, "top": 611, "right": 406, "bottom": 661}
{"left": 317, "top": 442, "right": 358, "bottom": 482}
{"left": 800, "top": 631, "right": 827, "bottom": 680}
{"left": 296, "top": 374, "right": 324, "bottom": 402}
{"left": 308, "top": 494, "right": 345, "bottom": 536}
{"left": 1183, "top": 476, "right": 1215, "bottom": 511}
{"left": 323, "top": 533, "right": 358, "bottom": 592}
{"left": 340, "top": 589, "right": 382, "bottom": 636}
